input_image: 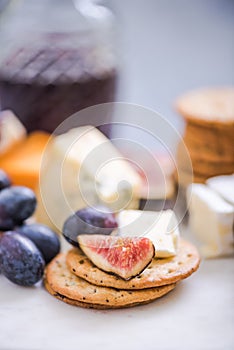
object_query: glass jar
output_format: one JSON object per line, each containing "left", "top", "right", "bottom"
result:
{"left": 0, "top": 0, "right": 118, "bottom": 134}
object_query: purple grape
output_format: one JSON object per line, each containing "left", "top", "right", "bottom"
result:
{"left": 16, "top": 223, "right": 60, "bottom": 264}
{"left": 62, "top": 206, "right": 118, "bottom": 247}
{"left": 0, "top": 186, "right": 37, "bottom": 230}
{"left": 0, "top": 231, "right": 45, "bottom": 286}
{"left": 0, "top": 169, "right": 11, "bottom": 191}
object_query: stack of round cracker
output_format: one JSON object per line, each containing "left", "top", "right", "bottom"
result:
{"left": 44, "top": 239, "right": 200, "bottom": 309}
{"left": 175, "top": 88, "right": 234, "bottom": 186}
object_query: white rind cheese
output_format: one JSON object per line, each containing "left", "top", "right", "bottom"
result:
{"left": 206, "top": 174, "right": 234, "bottom": 206}
{"left": 187, "top": 183, "right": 234, "bottom": 258}
{"left": 36, "top": 126, "right": 142, "bottom": 232}
{"left": 117, "top": 209, "right": 180, "bottom": 258}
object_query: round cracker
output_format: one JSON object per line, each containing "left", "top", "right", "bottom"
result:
{"left": 44, "top": 280, "right": 169, "bottom": 309}
{"left": 185, "top": 121, "right": 234, "bottom": 140}
{"left": 183, "top": 143, "right": 234, "bottom": 163}
{"left": 45, "top": 254, "right": 176, "bottom": 308}
{"left": 183, "top": 133, "right": 234, "bottom": 163}
{"left": 66, "top": 239, "right": 200, "bottom": 290}
{"left": 190, "top": 160, "right": 234, "bottom": 177}
{"left": 44, "top": 280, "right": 108, "bottom": 309}
{"left": 177, "top": 154, "right": 234, "bottom": 178}
{"left": 176, "top": 140, "right": 234, "bottom": 179}
{"left": 176, "top": 87, "right": 234, "bottom": 126}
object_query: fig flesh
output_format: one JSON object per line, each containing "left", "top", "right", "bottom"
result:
{"left": 78, "top": 234, "right": 155, "bottom": 280}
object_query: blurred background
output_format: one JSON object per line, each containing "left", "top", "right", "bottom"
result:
{"left": 111, "top": 0, "right": 234, "bottom": 132}
{"left": 0, "top": 0, "right": 233, "bottom": 143}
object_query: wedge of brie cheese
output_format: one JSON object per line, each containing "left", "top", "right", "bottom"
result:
{"left": 206, "top": 174, "right": 234, "bottom": 206}
{"left": 36, "top": 126, "right": 142, "bottom": 232}
{"left": 187, "top": 183, "right": 234, "bottom": 258}
{"left": 117, "top": 209, "right": 180, "bottom": 258}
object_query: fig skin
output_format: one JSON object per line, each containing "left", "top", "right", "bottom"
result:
{"left": 63, "top": 206, "right": 118, "bottom": 247}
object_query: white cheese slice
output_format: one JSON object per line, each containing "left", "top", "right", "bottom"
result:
{"left": 36, "top": 126, "right": 142, "bottom": 232}
{"left": 206, "top": 174, "right": 234, "bottom": 206}
{"left": 187, "top": 183, "right": 234, "bottom": 258}
{"left": 0, "top": 110, "right": 26, "bottom": 154}
{"left": 117, "top": 209, "right": 180, "bottom": 258}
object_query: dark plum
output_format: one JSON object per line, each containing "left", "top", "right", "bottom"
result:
{"left": 0, "top": 208, "right": 15, "bottom": 231}
{"left": 0, "top": 169, "right": 11, "bottom": 191}
{"left": 0, "top": 231, "right": 45, "bottom": 286}
{"left": 16, "top": 224, "right": 60, "bottom": 264}
{"left": 63, "top": 206, "right": 118, "bottom": 247}
{"left": 0, "top": 239, "right": 2, "bottom": 272}
{"left": 0, "top": 186, "right": 37, "bottom": 230}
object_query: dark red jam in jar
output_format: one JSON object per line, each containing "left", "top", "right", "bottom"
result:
{"left": 0, "top": 45, "right": 117, "bottom": 133}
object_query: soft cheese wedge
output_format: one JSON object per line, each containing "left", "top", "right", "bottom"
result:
{"left": 117, "top": 209, "right": 180, "bottom": 258}
{"left": 187, "top": 183, "right": 234, "bottom": 258}
{"left": 206, "top": 174, "right": 234, "bottom": 206}
{"left": 36, "top": 126, "right": 142, "bottom": 232}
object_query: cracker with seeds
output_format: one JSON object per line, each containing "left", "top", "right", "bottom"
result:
{"left": 44, "top": 280, "right": 172, "bottom": 309}
{"left": 175, "top": 88, "right": 234, "bottom": 126}
{"left": 66, "top": 239, "right": 200, "bottom": 290}
{"left": 45, "top": 254, "right": 176, "bottom": 308}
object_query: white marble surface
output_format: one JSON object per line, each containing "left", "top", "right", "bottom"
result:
{"left": 0, "top": 232, "right": 234, "bottom": 350}
{"left": 1, "top": 1, "right": 233, "bottom": 349}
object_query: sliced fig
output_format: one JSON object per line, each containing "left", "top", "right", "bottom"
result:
{"left": 77, "top": 234, "right": 155, "bottom": 280}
